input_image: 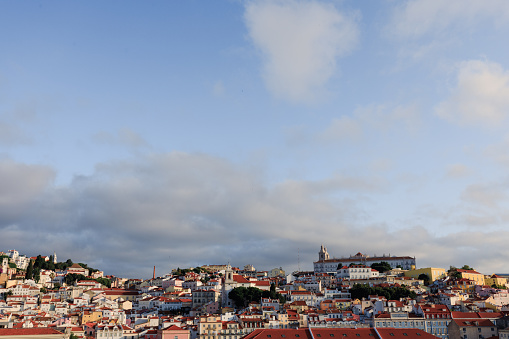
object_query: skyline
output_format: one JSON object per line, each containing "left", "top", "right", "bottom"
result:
{"left": 2, "top": 0, "right": 509, "bottom": 278}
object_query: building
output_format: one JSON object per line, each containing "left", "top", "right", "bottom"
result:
{"left": 336, "top": 264, "right": 379, "bottom": 280}
{"left": 456, "top": 270, "right": 485, "bottom": 286}
{"left": 448, "top": 319, "right": 497, "bottom": 339}
{"left": 314, "top": 247, "right": 416, "bottom": 274}
{"left": 404, "top": 268, "right": 447, "bottom": 283}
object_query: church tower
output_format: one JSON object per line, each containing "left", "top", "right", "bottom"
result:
{"left": 225, "top": 263, "right": 234, "bottom": 284}
{"left": 319, "top": 244, "right": 330, "bottom": 261}
{"left": 53, "top": 252, "right": 57, "bottom": 264}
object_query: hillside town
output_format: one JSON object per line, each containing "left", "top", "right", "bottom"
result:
{"left": 1, "top": 246, "right": 509, "bottom": 339}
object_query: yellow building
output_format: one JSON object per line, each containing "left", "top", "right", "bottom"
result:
{"left": 404, "top": 267, "right": 446, "bottom": 282}
{"left": 485, "top": 274, "right": 508, "bottom": 287}
{"left": 81, "top": 310, "right": 102, "bottom": 323}
{"left": 458, "top": 269, "right": 485, "bottom": 286}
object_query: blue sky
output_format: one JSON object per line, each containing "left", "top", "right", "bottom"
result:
{"left": 2, "top": 0, "right": 509, "bottom": 278}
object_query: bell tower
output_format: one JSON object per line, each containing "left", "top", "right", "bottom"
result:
{"left": 225, "top": 263, "right": 234, "bottom": 284}
{"left": 319, "top": 244, "right": 330, "bottom": 261}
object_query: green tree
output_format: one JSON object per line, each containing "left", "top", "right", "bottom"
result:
{"left": 65, "top": 273, "right": 86, "bottom": 286}
{"left": 25, "top": 261, "right": 34, "bottom": 280}
{"left": 418, "top": 273, "right": 430, "bottom": 285}
{"left": 70, "top": 333, "right": 79, "bottom": 339}
{"left": 350, "top": 283, "right": 416, "bottom": 300}
{"left": 269, "top": 283, "right": 277, "bottom": 299}
{"left": 95, "top": 277, "right": 111, "bottom": 288}
{"left": 461, "top": 265, "right": 474, "bottom": 271}
{"left": 492, "top": 283, "right": 507, "bottom": 289}
{"left": 371, "top": 262, "right": 392, "bottom": 273}
{"left": 8, "top": 263, "right": 16, "bottom": 269}
{"left": 229, "top": 287, "right": 264, "bottom": 308}
{"left": 448, "top": 266, "right": 461, "bottom": 279}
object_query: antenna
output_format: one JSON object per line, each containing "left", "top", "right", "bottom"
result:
{"left": 298, "top": 248, "right": 300, "bottom": 272}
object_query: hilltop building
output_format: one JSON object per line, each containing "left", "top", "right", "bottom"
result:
{"left": 313, "top": 245, "right": 416, "bottom": 274}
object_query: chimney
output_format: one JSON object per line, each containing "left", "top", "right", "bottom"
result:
{"left": 153, "top": 266, "right": 156, "bottom": 280}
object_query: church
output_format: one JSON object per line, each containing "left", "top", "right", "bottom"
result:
{"left": 313, "top": 245, "right": 416, "bottom": 274}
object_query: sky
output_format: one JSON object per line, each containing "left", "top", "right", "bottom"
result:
{"left": 1, "top": 0, "right": 509, "bottom": 278}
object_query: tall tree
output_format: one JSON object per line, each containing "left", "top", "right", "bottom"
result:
{"left": 25, "top": 261, "right": 34, "bottom": 280}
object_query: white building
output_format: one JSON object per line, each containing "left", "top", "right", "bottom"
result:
{"left": 314, "top": 247, "right": 416, "bottom": 274}
{"left": 336, "top": 265, "right": 379, "bottom": 280}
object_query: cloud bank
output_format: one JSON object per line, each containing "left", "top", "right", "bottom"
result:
{"left": 1, "top": 154, "right": 509, "bottom": 278}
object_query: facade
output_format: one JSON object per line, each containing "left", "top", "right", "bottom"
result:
{"left": 484, "top": 274, "right": 508, "bottom": 287}
{"left": 192, "top": 289, "right": 220, "bottom": 308}
{"left": 336, "top": 264, "right": 379, "bottom": 280}
{"left": 157, "top": 325, "right": 190, "bottom": 339}
{"left": 448, "top": 319, "right": 497, "bottom": 339}
{"left": 457, "top": 270, "right": 485, "bottom": 286}
{"left": 405, "top": 268, "right": 447, "bottom": 282}
{"left": 374, "top": 311, "right": 451, "bottom": 339}
{"left": 314, "top": 248, "right": 416, "bottom": 274}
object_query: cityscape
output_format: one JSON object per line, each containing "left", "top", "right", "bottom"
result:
{"left": 2, "top": 0, "right": 509, "bottom": 338}
{"left": 1, "top": 246, "right": 509, "bottom": 338}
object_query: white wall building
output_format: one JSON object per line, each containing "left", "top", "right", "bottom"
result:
{"left": 336, "top": 265, "right": 379, "bottom": 280}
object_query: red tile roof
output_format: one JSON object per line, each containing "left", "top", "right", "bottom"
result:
{"left": 0, "top": 328, "right": 65, "bottom": 336}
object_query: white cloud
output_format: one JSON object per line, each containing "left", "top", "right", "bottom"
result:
{"left": 435, "top": 60, "right": 509, "bottom": 127}
{"left": 244, "top": 0, "right": 359, "bottom": 102}
{"left": 461, "top": 183, "right": 507, "bottom": 209}
{"left": 389, "top": 0, "right": 509, "bottom": 40}
{"left": 319, "top": 104, "right": 421, "bottom": 142}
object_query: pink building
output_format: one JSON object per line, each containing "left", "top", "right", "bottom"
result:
{"left": 157, "top": 325, "right": 190, "bottom": 339}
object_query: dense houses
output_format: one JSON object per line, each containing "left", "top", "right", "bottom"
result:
{"left": 1, "top": 246, "right": 509, "bottom": 339}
